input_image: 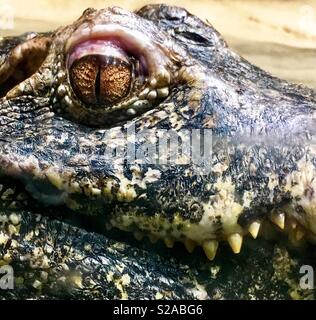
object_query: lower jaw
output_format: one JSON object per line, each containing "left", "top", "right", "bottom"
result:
{"left": 0, "top": 176, "right": 314, "bottom": 262}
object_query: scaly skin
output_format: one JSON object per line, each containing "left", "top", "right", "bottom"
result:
{"left": 0, "top": 178, "right": 315, "bottom": 300}
{"left": 0, "top": 179, "right": 205, "bottom": 299}
{"left": 0, "top": 4, "right": 316, "bottom": 299}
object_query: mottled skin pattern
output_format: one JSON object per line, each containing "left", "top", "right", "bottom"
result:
{"left": 0, "top": 4, "right": 316, "bottom": 299}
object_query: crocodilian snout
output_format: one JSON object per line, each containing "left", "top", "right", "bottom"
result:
{"left": 2, "top": 5, "right": 316, "bottom": 264}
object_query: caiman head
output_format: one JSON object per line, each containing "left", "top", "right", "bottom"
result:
{"left": 1, "top": 4, "right": 316, "bottom": 261}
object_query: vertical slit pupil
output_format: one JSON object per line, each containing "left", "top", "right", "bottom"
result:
{"left": 95, "top": 63, "right": 101, "bottom": 104}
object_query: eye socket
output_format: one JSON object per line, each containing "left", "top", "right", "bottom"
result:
{"left": 62, "top": 27, "right": 173, "bottom": 127}
{"left": 69, "top": 54, "right": 132, "bottom": 105}
{"left": 68, "top": 40, "right": 147, "bottom": 107}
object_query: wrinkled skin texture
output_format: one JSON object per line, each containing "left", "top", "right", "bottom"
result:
{"left": 0, "top": 4, "right": 316, "bottom": 299}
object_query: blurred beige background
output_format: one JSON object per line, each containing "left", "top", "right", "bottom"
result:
{"left": 1, "top": 0, "right": 316, "bottom": 88}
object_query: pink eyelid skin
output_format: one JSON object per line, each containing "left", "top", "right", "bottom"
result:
{"left": 67, "top": 40, "right": 129, "bottom": 67}
{"left": 65, "top": 24, "right": 170, "bottom": 84}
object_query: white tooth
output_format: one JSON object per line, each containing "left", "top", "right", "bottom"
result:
{"left": 157, "top": 88, "right": 169, "bottom": 98}
{"left": 228, "top": 233, "right": 243, "bottom": 254}
{"left": 164, "top": 237, "right": 174, "bottom": 248}
{"left": 126, "top": 108, "right": 136, "bottom": 116}
{"left": 139, "top": 88, "right": 149, "bottom": 99}
{"left": 202, "top": 240, "right": 218, "bottom": 261}
{"left": 133, "top": 231, "right": 143, "bottom": 241}
{"left": 270, "top": 212, "right": 285, "bottom": 230}
{"left": 184, "top": 238, "right": 196, "bottom": 253}
{"left": 248, "top": 221, "right": 261, "bottom": 239}
{"left": 147, "top": 90, "right": 157, "bottom": 100}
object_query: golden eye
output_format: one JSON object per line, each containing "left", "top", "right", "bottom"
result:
{"left": 64, "top": 35, "right": 171, "bottom": 127}
{"left": 99, "top": 60, "right": 132, "bottom": 104}
{"left": 69, "top": 55, "right": 132, "bottom": 106}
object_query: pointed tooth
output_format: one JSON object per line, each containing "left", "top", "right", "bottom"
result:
{"left": 270, "top": 212, "right": 285, "bottom": 230}
{"left": 148, "top": 235, "right": 158, "bottom": 244}
{"left": 228, "top": 233, "right": 243, "bottom": 254}
{"left": 164, "top": 237, "right": 175, "bottom": 248}
{"left": 202, "top": 240, "right": 218, "bottom": 261}
{"left": 184, "top": 238, "right": 196, "bottom": 253}
{"left": 248, "top": 221, "right": 261, "bottom": 239}
{"left": 133, "top": 231, "right": 143, "bottom": 241}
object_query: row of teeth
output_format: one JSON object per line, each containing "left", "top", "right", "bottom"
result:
{"left": 108, "top": 212, "right": 307, "bottom": 261}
